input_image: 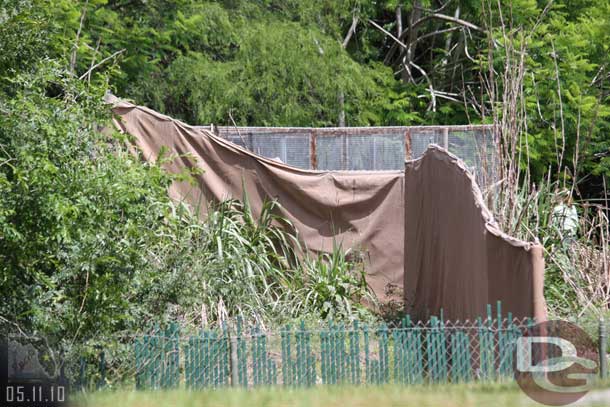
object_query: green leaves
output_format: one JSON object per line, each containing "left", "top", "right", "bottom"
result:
{"left": 298, "top": 243, "right": 375, "bottom": 320}
{"left": 0, "top": 63, "right": 184, "bottom": 341}
{"left": 163, "top": 19, "right": 405, "bottom": 127}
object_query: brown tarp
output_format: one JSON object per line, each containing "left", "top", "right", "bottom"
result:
{"left": 110, "top": 100, "right": 405, "bottom": 299}
{"left": 109, "top": 98, "right": 546, "bottom": 320}
{"left": 404, "top": 146, "right": 547, "bottom": 321}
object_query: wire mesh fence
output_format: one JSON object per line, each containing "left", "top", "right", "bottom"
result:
{"left": 70, "top": 304, "right": 609, "bottom": 391}
{"left": 209, "top": 125, "right": 498, "bottom": 187}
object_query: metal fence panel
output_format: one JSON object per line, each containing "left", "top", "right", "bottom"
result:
{"left": 345, "top": 134, "right": 405, "bottom": 171}
{"left": 315, "top": 135, "right": 344, "bottom": 171}
{"left": 215, "top": 126, "right": 498, "bottom": 186}
{"left": 447, "top": 128, "right": 498, "bottom": 188}
{"left": 71, "top": 301, "right": 610, "bottom": 391}
{"left": 225, "top": 132, "right": 311, "bottom": 169}
{"left": 410, "top": 128, "right": 445, "bottom": 159}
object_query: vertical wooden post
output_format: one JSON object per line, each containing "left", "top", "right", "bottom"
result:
{"left": 600, "top": 318, "right": 607, "bottom": 379}
{"left": 342, "top": 133, "right": 348, "bottom": 170}
{"left": 405, "top": 129, "right": 412, "bottom": 160}
{"left": 97, "top": 349, "right": 105, "bottom": 390}
{"left": 310, "top": 132, "right": 317, "bottom": 170}
{"left": 230, "top": 333, "right": 239, "bottom": 387}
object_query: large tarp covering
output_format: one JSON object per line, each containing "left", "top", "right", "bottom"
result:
{"left": 111, "top": 100, "right": 405, "bottom": 300}
{"left": 110, "top": 98, "right": 546, "bottom": 320}
{"left": 404, "top": 146, "right": 547, "bottom": 321}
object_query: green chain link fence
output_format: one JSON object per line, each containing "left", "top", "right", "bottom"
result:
{"left": 75, "top": 302, "right": 609, "bottom": 390}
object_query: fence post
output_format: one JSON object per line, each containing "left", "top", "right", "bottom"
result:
{"left": 236, "top": 317, "right": 248, "bottom": 387}
{"left": 97, "top": 348, "right": 105, "bottom": 390}
{"left": 599, "top": 318, "right": 607, "bottom": 380}
{"left": 78, "top": 357, "right": 86, "bottom": 391}
{"left": 230, "top": 332, "right": 239, "bottom": 387}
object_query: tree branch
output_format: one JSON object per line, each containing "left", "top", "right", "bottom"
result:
{"left": 413, "top": 26, "right": 461, "bottom": 47}
{"left": 414, "top": 13, "right": 484, "bottom": 32}
{"left": 78, "top": 48, "right": 126, "bottom": 80}
{"left": 86, "top": 38, "right": 102, "bottom": 84}
{"left": 368, "top": 19, "right": 406, "bottom": 48}
{"left": 396, "top": 5, "right": 403, "bottom": 37}
{"left": 409, "top": 61, "right": 436, "bottom": 112}
{"left": 415, "top": 0, "right": 453, "bottom": 14}
{"left": 70, "top": 0, "right": 89, "bottom": 74}
{"left": 342, "top": 15, "right": 359, "bottom": 49}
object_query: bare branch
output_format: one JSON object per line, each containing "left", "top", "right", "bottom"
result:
{"left": 395, "top": 5, "right": 403, "bottom": 37}
{"left": 551, "top": 40, "right": 566, "bottom": 173}
{"left": 413, "top": 26, "right": 461, "bottom": 46}
{"left": 87, "top": 38, "right": 101, "bottom": 84}
{"left": 368, "top": 19, "right": 406, "bottom": 48}
{"left": 78, "top": 48, "right": 126, "bottom": 80}
{"left": 70, "top": 0, "right": 89, "bottom": 74}
{"left": 342, "top": 15, "right": 359, "bottom": 49}
{"left": 409, "top": 61, "right": 436, "bottom": 112}
{"left": 412, "top": 13, "right": 484, "bottom": 33}
{"left": 462, "top": 29, "right": 477, "bottom": 62}
{"left": 415, "top": 0, "right": 453, "bottom": 14}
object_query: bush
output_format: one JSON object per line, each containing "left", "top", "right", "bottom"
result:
{"left": 0, "top": 63, "right": 188, "bottom": 340}
{"left": 0, "top": 65, "right": 377, "bottom": 348}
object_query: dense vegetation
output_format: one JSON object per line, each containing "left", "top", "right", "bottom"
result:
{"left": 0, "top": 67, "right": 372, "bottom": 340}
{"left": 1, "top": 0, "right": 609, "bottom": 350}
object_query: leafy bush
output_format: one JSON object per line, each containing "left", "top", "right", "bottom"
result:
{"left": 0, "top": 65, "right": 376, "bottom": 346}
{"left": 300, "top": 245, "right": 374, "bottom": 320}
{"left": 0, "top": 63, "right": 188, "bottom": 340}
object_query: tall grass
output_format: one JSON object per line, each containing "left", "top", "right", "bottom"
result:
{"left": 481, "top": 1, "right": 610, "bottom": 319}
{"left": 150, "top": 198, "right": 376, "bottom": 330}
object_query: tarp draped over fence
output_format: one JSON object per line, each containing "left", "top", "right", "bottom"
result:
{"left": 404, "top": 146, "right": 547, "bottom": 321}
{"left": 110, "top": 99, "right": 546, "bottom": 320}
{"left": 111, "top": 100, "right": 405, "bottom": 299}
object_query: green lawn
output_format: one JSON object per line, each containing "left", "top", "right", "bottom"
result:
{"left": 75, "top": 383, "right": 536, "bottom": 407}
{"left": 75, "top": 381, "right": 610, "bottom": 407}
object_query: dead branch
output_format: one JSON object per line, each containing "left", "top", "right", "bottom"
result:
{"left": 551, "top": 40, "right": 566, "bottom": 173}
{"left": 395, "top": 5, "right": 403, "bottom": 37}
{"left": 342, "top": 14, "right": 359, "bottom": 48}
{"left": 414, "top": 0, "right": 453, "bottom": 14}
{"left": 368, "top": 19, "right": 406, "bottom": 48}
{"left": 409, "top": 61, "right": 436, "bottom": 111}
{"left": 70, "top": 0, "right": 89, "bottom": 74}
{"left": 413, "top": 13, "right": 484, "bottom": 32}
{"left": 87, "top": 38, "right": 101, "bottom": 84}
{"left": 412, "top": 26, "right": 461, "bottom": 46}
{"left": 78, "top": 48, "right": 125, "bottom": 80}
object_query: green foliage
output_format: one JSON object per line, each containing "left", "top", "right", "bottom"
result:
{"left": 520, "top": 2, "right": 610, "bottom": 181}
{"left": 300, "top": 244, "right": 374, "bottom": 320}
{"left": 31, "top": 0, "right": 422, "bottom": 126}
{"left": 0, "top": 62, "right": 374, "bottom": 341}
{"left": 151, "top": 198, "right": 376, "bottom": 325}
{"left": 0, "top": 63, "right": 183, "bottom": 338}
{"left": 1, "top": 0, "right": 610, "bottom": 335}
{"left": 8, "top": 0, "right": 607, "bottom": 184}
{"left": 165, "top": 21, "right": 404, "bottom": 126}
{"left": 0, "top": 1, "right": 51, "bottom": 77}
